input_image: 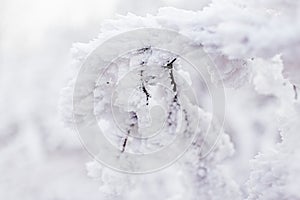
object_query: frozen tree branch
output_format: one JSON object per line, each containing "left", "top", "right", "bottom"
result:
{"left": 59, "top": 1, "right": 300, "bottom": 199}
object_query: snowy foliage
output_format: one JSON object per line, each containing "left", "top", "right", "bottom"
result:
{"left": 62, "top": 29, "right": 241, "bottom": 199}
{"left": 58, "top": 0, "right": 300, "bottom": 199}
{"left": 246, "top": 57, "right": 300, "bottom": 200}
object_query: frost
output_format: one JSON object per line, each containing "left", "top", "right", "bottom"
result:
{"left": 58, "top": 0, "right": 300, "bottom": 199}
{"left": 247, "top": 56, "right": 300, "bottom": 200}
{"left": 61, "top": 12, "right": 241, "bottom": 200}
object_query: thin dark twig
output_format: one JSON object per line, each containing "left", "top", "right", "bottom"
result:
{"left": 293, "top": 85, "right": 298, "bottom": 100}
{"left": 121, "top": 112, "right": 137, "bottom": 153}
{"left": 163, "top": 58, "right": 181, "bottom": 127}
{"left": 140, "top": 70, "right": 151, "bottom": 105}
{"left": 164, "top": 58, "right": 177, "bottom": 93}
{"left": 121, "top": 130, "right": 129, "bottom": 153}
{"left": 163, "top": 58, "right": 190, "bottom": 137}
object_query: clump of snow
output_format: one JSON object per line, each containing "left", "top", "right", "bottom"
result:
{"left": 59, "top": 0, "right": 300, "bottom": 199}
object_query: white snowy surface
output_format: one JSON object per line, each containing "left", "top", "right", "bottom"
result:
{"left": 1, "top": 0, "right": 300, "bottom": 199}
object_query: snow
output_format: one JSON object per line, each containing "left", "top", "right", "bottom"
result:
{"left": 1, "top": 0, "right": 300, "bottom": 199}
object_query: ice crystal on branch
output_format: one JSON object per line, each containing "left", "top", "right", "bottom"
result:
{"left": 60, "top": 0, "right": 300, "bottom": 199}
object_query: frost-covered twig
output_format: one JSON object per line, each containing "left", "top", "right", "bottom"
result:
{"left": 60, "top": 1, "right": 300, "bottom": 199}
